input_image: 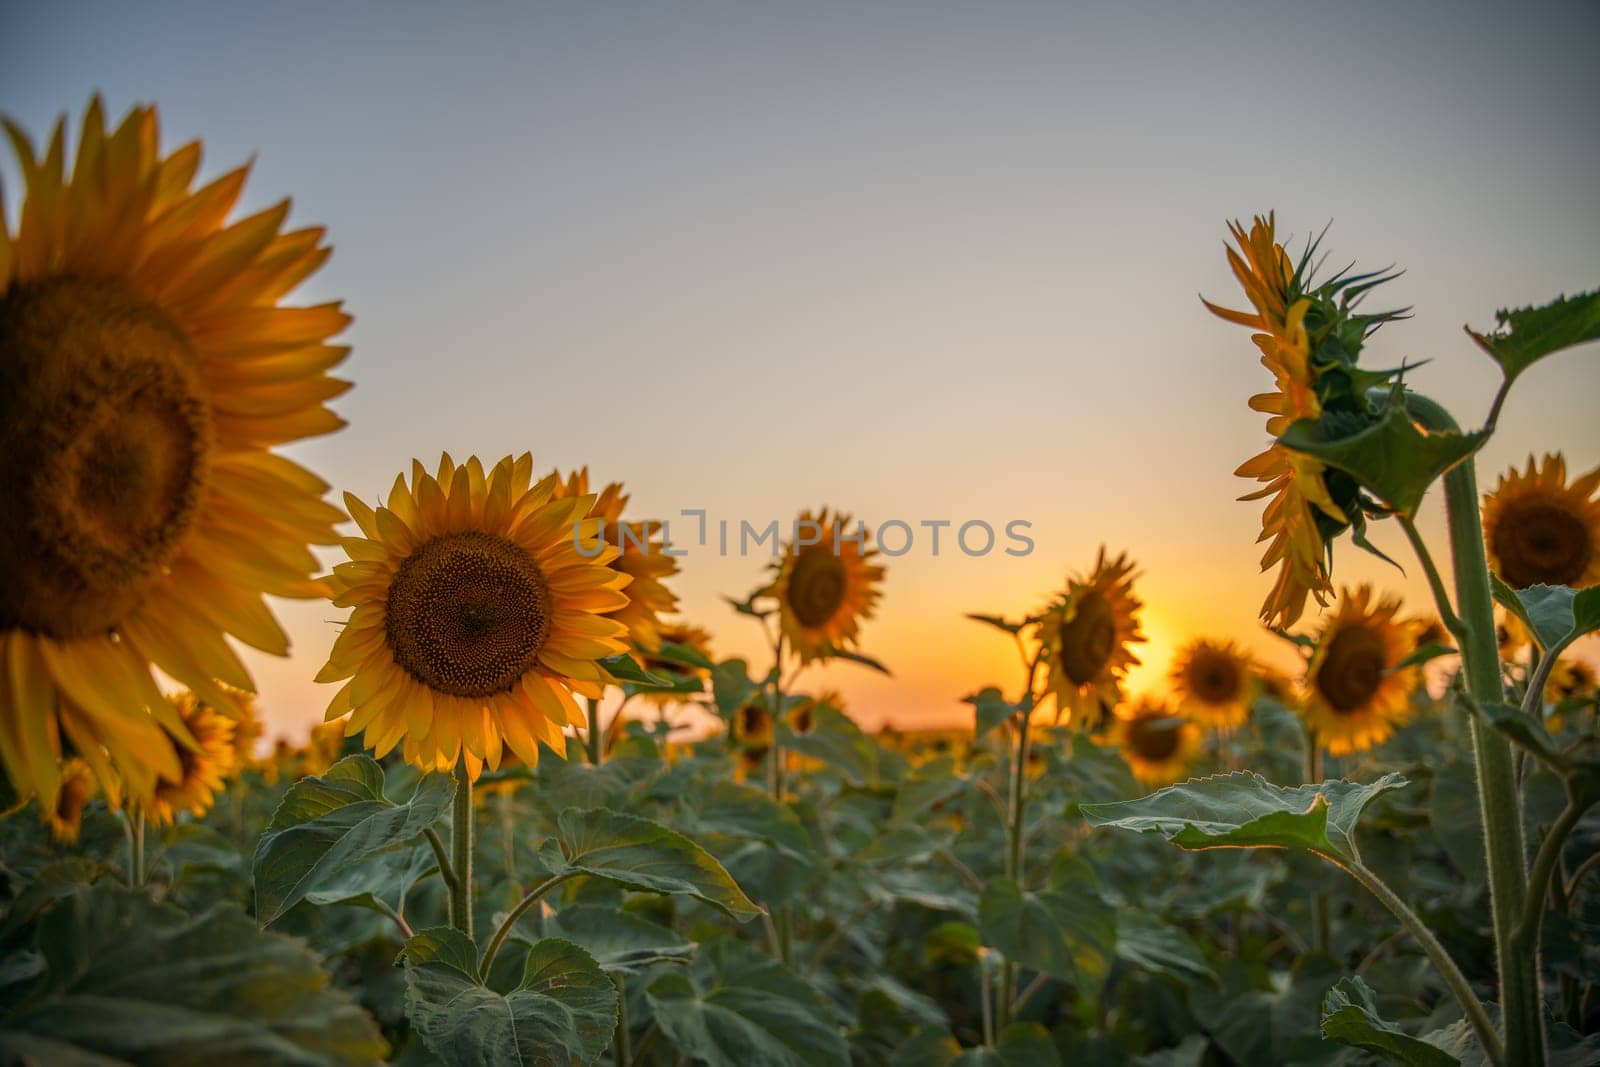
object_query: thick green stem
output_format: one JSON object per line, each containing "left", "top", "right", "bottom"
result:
{"left": 1327, "top": 854, "right": 1504, "bottom": 1067}
{"left": 124, "top": 808, "right": 147, "bottom": 887}
{"left": 586, "top": 696, "right": 603, "bottom": 765}
{"left": 612, "top": 971, "right": 631, "bottom": 1064}
{"left": 451, "top": 758, "right": 474, "bottom": 939}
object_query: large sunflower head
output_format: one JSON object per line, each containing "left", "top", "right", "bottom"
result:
{"left": 551, "top": 468, "right": 679, "bottom": 652}
{"left": 1301, "top": 585, "right": 1420, "bottom": 756}
{"left": 1037, "top": 547, "right": 1145, "bottom": 730}
{"left": 1110, "top": 698, "right": 1203, "bottom": 786}
{"left": 1169, "top": 638, "right": 1256, "bottom": 729}
{"left": 766, "top": 508, "right": 885, "bottom": 664}
{"left": 1483, "top": 454, "right": 1600, "bottom": 591}
{"left": 0, "top": 98, "right": 349, "bottom": 805}
{"left": 146, "top": 692, "right": 238, "bottom": 826}
{"left": 1204, "top": 214, "right": 1406, "bottom": 628}
{"left": 41, "top": 758, "right": 97, "bottom": 844}
{"left": 318, "top": 454, "right": 632, "bottom": 779}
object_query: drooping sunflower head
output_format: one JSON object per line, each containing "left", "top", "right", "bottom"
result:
{"left": 766, "top": 508, "right": 885, "bottom": 664}
{"left": 634, "top": 621, "right": 715, "bottom": 710}
{"left": 318, "top": 454, "right": 632, "bottom": 779}
{"left": 1301, "top": 585, "right": 1420, "bottom": 756}
{"left": 41, "top": 758, "right": 98, "bottom": 844}
{"left": 145, "top": 692, "right": 238, "bottom": 826}
{"left": 550, "top": 468, "right": 679, "bottom": 652}
{"left": 1483, "top": 454, "right": 1600, "bottom": 591}
{"left": 1204, "top": 214, "right": 1407, "bottom": 628}
{"left": 1110, "top": 698, "right": 1203, "bottom": 786}
{"left": 1037, "top": 547, "right": 1145, "bottom": 730}
{"left": 1169, "top": 638, "right": 1256, "bottom": 729}
{"left": 0, "top": 97, "right": 349, "bottom": 805}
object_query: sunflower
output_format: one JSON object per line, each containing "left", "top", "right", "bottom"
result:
{"left": 1496, "top": 609, "right": 1532, "bottom": 662}
{"left": 551, "top": 469, "right": 678, "bottom": 651}
{"left": 1300, "top": 585, "right": 1421, "bottom": 756}
{"left": 731, "top": 697, "right": 774, "bottom": 748}
{"left": 1169, "top": 638, "right": 1256, "bottom": 729}
{"left": 1110, "top": 699, "right": 1203, "bottom": 786}
{"left": 41, "top": 758, "right": 97, "bottom": 844}
{"left": 734, "top": 743, "right": 770, "bottom": 784}
{"left": 318, "top": 454, "right": 633, "bottom": 779}
{"left": 1482, "top": 454, "right": 1600, "bottom": 591}
{"left": 634, "top": 621, "right": 714, "bottom": 710}
{"left": 1038, "top": 547, "right": 1144, "bottom": 730}
{"left": 1544, "top": 658, "right": 1598, "bottom": 732}
{"left": 0, "top": 98, "right": 349, "bottom": 806}
{"left": 1204, "top": 215, "right": 1348, "bottom": 628}
{"left": 766, "top": 508, "right": 884, "bottom": 664}
{"left": 787, "top": 689, "right": 842, "bottom": 735}
{"left": 146, "top": 692, "right": 237, "bottom": 826}
{"left": 296, "top": 720, "right": 347, "bottom": 778}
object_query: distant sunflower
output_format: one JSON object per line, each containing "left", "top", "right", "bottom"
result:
{"left": 1038, "top": 548, "right": 1145, "bottom": 730}
{"left": 318, "top": 454, "right": 632, "bottom": 778}
{"left": 551, "top": 469, "right": 678, "bottom": 651}
{"left": 1482, "top": 454, "right": 1600, "bottom": 591}
{"left": 41, "top": 758, "right": 97, "bottom": 844}
{"left": 767, "top": 508, "right": 884, "bottom": 664}
{"left": 296, "top": 720, "right": 347, "bottom": 778}
{"left": 1301, "top": 585, "right": 1420, "bottom": 755}
{"left": 1497, "top": 609, "right": 1532, "bottom": 661}
{"left": 0, "top": 98, "right": 349, "bottom": 805}
{"left": 732, "top": 698, "right": 774, "bottom": 748}
{"left": 1204, "top": 214, "right": 1346, "bottom": 628}
{"left": 634, "top": 621, "right": 714, "bottom": 710}
{"left": 1544, "top": 659, "right": 1597, "bottom": 732}
{"left": 735, "top": 744, "right": 769, "bottom": 784}
{"left": 146, "top": 693, "right": 237, "bottom": 826}
{"left": 1255, "top": 668, "right": 1296, "bottom": 707}
{"left": 1110, "top": 699, "right": 1203, "bottom": 786}
{"left": 787, "top": 689, "right": 842, "bottom": 735}
{"left": 1169, "top": 638, "right": 1256, "bottom": 729}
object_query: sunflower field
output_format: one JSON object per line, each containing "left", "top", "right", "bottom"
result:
{"left": 2, "top": 98, "right": 1599, "bottom": 1067}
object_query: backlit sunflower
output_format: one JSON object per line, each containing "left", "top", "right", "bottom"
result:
{"left": 296, "top": 719, "right": 347, "bottom": 779}
{"left": 318, "top": 454, "right": 632, "bottom": 778}
{"left": 146, "top": 692, "right": 237, "bottom": 826}
{"left": 1544, "top": 659, "right": 1597, "bottom": 732}
{"left": 787, "top": 689, "right": 842, "bottom": 735}
{"left": 41, "top": 758, "right": 96, "bottom": 844}
{"left": 634, "top": 620, "right": 714, "bottom": 710}
{"left": 732, "top": 698, "right": 774, "bottom": 748}
{"left": 0, "top": 98, "right": 349, "bottom": 805}
{"left": 1301, "top": 585, "right": 1421, "bottom": 756}
{"left": 1483, "top": 454, "right": 1600, "bottom": 591}
{"left": 552, "top": 469, "right": 678, "bottom": 652}
{"left": 1037, "top": 548, "right": 1144, "bottom": 730}
{"left": 1204, "top": 215, "right": 1346, "bottom": 628}
{"left": 1169, "top": 638, "right": 1256, "bottom": 729}
{"left": 766, "top": 508, "right": 884, "bottom": 664}
{"left": 1110, "top": 699, "right": 1203, "bottom": 786}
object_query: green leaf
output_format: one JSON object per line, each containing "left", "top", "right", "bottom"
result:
{"left": 1114, "top": 912, "right": 1216, "bottom": 985}
{"left": 1491, "top": 581, "right": 1600, "bottom": 651}
{"left": 401, "top": 928, "right": 617, "bottom": 1067}
{"left": 1393, "top": 642, "right": 1457, "bottom": 671}
{"left": 966, "top": 613, "right": 1023, "bottom": 635}
{"left": 1468, "top": 289, "right": 1600, "bottom": 384}
{"left": 598, "top": 652, "right": 673, "bottom": 686}
{"left": 891, "top": 1023, "right": 1061, "bottom": 1067}
{"left": 1080, "top": 771, "right": 1410, "bottom": 864}
{"left": 545, "top": 905, "right": 694, "bottom": 972}
{"left": 644, "top": 938, "right": 848, "bottom": 1067}
{"left": 827, "top": 647, "right": 893, "bottom": 675}
{"left": 711, "top": 660, "right": 758, "bottom": 718}
{"left": 545, "top": 808, "right": 762, "bottom": 922}
{"left": 652, "top": 640, "right": 716, "bottom": 671}
{"left": 0, "top": 884, "right": 385, "bottom": 1064}
{"left": 977, "top": 861, "right": 1116, "bottom": 998}
{"left": 1320, "top": 976, "right": 1460, "bottom": 1066}
{"left": 1278, "top": 404, "right": 1487, "bottom": 516}
{"left": 891, "top": 757, "right": 969, "bottom": 825}
{"left": 783, "top": 704, "right": 881, "bottom": 787}
{"left": 965, "top": 687, "right": 1022, "bottom": 739}
{"left": 252, "top": 755, "right": 454, "bottom": 926}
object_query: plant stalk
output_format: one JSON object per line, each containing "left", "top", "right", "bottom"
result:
{"left": 478, "top": 872, "right": 574, "bottom": 978}
{"left": 586, "top": 696, "right": 603, "bottom": 765}
{"left": 451, "top": 756, "right": 474, "bottom": 939}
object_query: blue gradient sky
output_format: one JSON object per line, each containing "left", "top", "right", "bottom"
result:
{"left": 4, "top": 1, "right": 1597, "bottom": 739}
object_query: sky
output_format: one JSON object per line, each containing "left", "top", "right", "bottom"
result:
{"left": 3, "top": 1, "right": 1597, "bottom": 740}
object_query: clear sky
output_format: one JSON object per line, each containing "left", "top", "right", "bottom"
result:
{"left": 4, "top": 1, "right": 1597, "bottom": 740}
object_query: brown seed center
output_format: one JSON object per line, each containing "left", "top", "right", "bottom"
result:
{"left": 1059, "top": 591, "right": 1116, "bottom": 685}
{"left": 1187, "top": 649, "right": 1243, "bottom": 704}
{"left": 0, "top": 277, "right": 210, "bottom": 638}
{"left": 1315, "top": 625, "right": 1388, "bottom": 714}
{"left": 385, "top": 532, "right": 553, "bottom": 697}
{"left": 1492, "top": 499, "right": 1591, "bottom": 588}
{"left": 787, "top": 545, "right": 847, "bottom": 628}
{"left": 1127, "top": 716, "right": 1181, "bottom": 761}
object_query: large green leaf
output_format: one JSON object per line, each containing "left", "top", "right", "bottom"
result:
{"left": 1320, "top": 976, "right": 1460, "bottom": 1066}
{"left": 1114, "top": 912, "right": 1215, "bottom": 986}
{"left": 977, "top": 857, "right": 1116, "bottom": 998}
{"left": 0, "top": 884, "right": 385, "bottom": 1064}
{"left": 543, "top": 808, "right": 762, "bottom": 922}
{"left": 1080, "top": 772, "right": 1410, "bottom": 864}
{"left": 1278, "top": 404, "right": 1486, "bottom": 516}
{"left": 1468, "top": 289, "right": 1600, "bottom": 384}
{"left": 544, "top": 905, "right": 694, "bottom": 972}
{"left": 783, "top": 705, "right": 881, "bottom": 787}
{"left": 401, "top": 928, "right": 616, "bottom": 1067}
{"left": 644, "top": 938, "right": 849, "bottom": 1067}
{"left": 1490, "top": 579, "right": 1600, "bottom": 650}
{"left": 252, "top": 755, "right": 454, "bottom": 926}
{"left": 890, "top": 757, "right": 968, "bottom": 824}
{"left": 964, "top": 687, "right": 1022, "bottom": 739}
{"left": 891, "top": 1024, "right": 1061, "bottom": 1067}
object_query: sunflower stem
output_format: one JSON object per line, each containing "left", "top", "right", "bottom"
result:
{"left": 764, "top": 633, "right": 794, "bottom": 966}
{"left": 1397, "top": 514, "right": 1466, "bottom": 639}
{"left": 123, "top": 807, "right": 147, "bottom": 888}
{"left": 478, "top": 872, "right": 575, "bottom": 979}
{"left": 450, "top": 757, "right": 474, "bottom": 939}
{"left": 586, "top": 696, "right": 603, "bottom": 766}
{"left": 1303, "top": 732, "right": 1331, "bottom": 954}
{"left": 1516, "top": 785, "right": 1593, "bottom": 965}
